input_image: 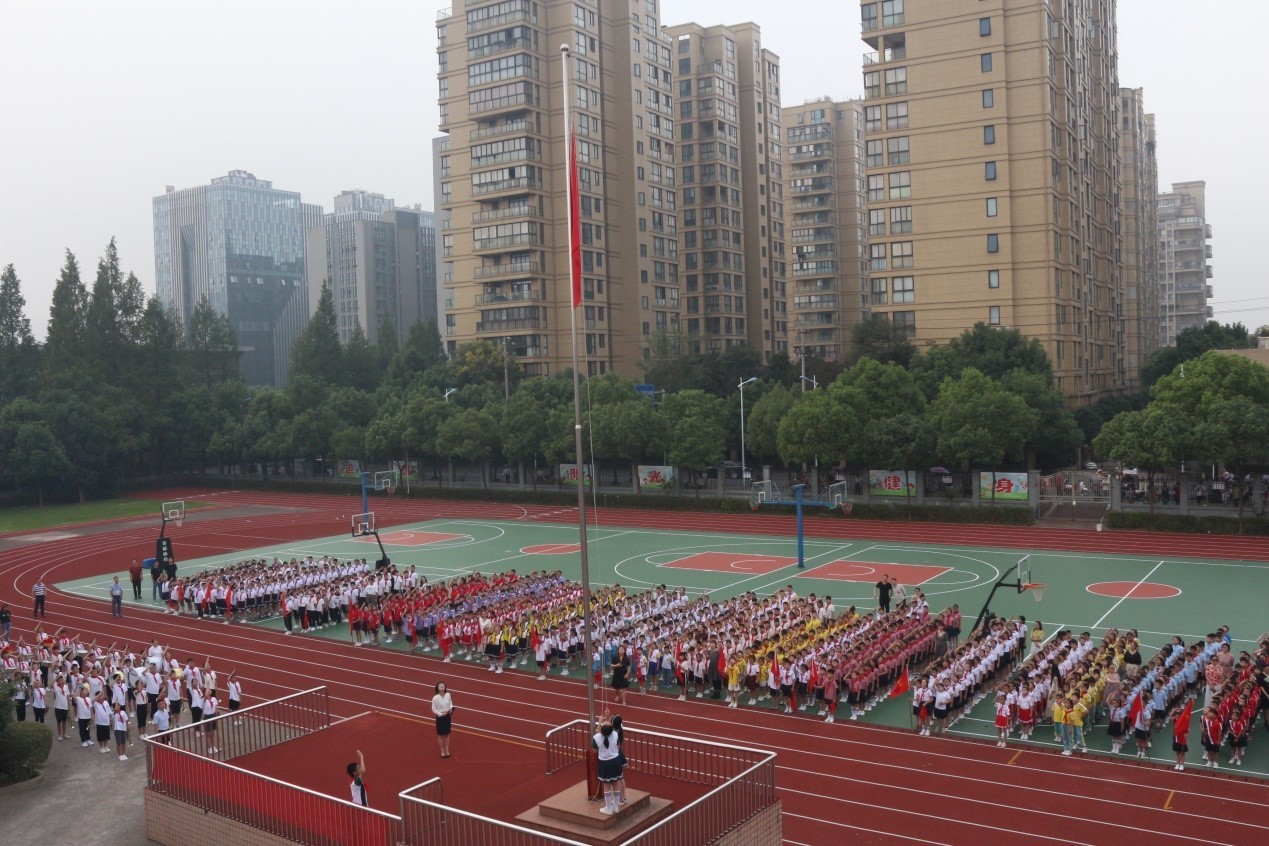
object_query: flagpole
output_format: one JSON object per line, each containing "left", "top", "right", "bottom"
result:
{"left": 561, "top": 42, "right": 598, "bottom": 758}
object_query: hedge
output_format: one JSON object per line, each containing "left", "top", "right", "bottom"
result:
{"left": 1107, "top": 511, "right": 1269, "bottom": 536}
{"left": 0, "top": 721, "right": 53, "bottom": 781}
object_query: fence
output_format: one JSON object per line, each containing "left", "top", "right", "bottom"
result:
{"left": 399, "top": 778, "right": 588, "bottom": 846}
{"left": 145, "top": 687, "right": 402, "bottom": 846}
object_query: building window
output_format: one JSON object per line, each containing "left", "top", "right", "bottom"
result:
{"left": 891, "top": 309, "right": 915, "bottom": 338}
{"left": 979, "top": 17, "right": 991, "bottom": 37}
{"left": 987, "top": 234, "right": 999, "bottom": 253}
{"left": 869, "top": 208, "right": 886, "bottom": 236}
{"left": 887, "top": 135, "right": 909, "bottom": 164}
{"left": 882, "top": 0, "right": 904, "bottom": 28}
{"left": 862, "top": 3, "right": 878, "bottom": 32}
{"left": 871, "top": 277, "right": 888, "bottom": 305}
{"left": 983, "top": 125, "right": 996, "bottom": 145}
{"left": 981, "top": 53, "right": 993, "bottom": 73}
{"left": 988, "top": 269, "right": 1000, "bottom": 289}
{"left": 989, "top": 305, "right": 1001, "bottom": 325}
{"left": 892, "top": 276, "right": 914, "bottom": 303}
{"left": 864, "top": 71, "right": 880, "bottom": 99}
{"left": 866, "top": 139, "right": 883, "bottom": 167}
{"left": 982, "top": 89, "right": 994, "bottom": 108}
{"left": 885, "top": 102, "right": 909, "bottom": 130}
{"left": 889, "top": 205, "right": 912, "bottom": 234}
{"left": 864, "top": 105, "right": 882, "bottom": 133}
{"left": 891, "top": 242, "right": 913, "bottom": 269}
{"left": 986, "top": 197, "right": 998, "bottom": 217}
{"left": 869, "top": 244, "right": 887, "bottom": 271}
{"left": 884, "top": 67, "right": 907, "bottom": 96}
{"left": 867, "top": 174, "right": 884, "bottom": 202}
{"left": 985, "top": 161, "right": 997, "bottom": 181}
{"left": 888, "top": 171, "right": 910, "bottom": 199}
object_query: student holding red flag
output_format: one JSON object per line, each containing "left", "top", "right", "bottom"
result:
{"left": 889, "top": 665, "right": 911, "bottom": 700}
{"left": 1171, "top": 699, "right": 1193, "bottom": 771}
{"left": 1129, "top": 691, "right": 1151, "bottom": 758}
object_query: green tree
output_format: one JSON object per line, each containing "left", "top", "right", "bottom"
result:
{"left": 187, "top": 296, "right": 240, "bottom": 387}
{"left": 1092, "top": 408, "right": 1188, "bottom": 513}
{"left": 342, "top": 324, "right": 380, "bottom": 391}
{"left": 1193, "top": 396, "right": 1269, "bottom": 528}
{"left": 911, "top": 324, "right": 1053, "bottom": 399}
{"left": 641, "top": 330, "right": 711, "bottom": 394}
{"left": 8, "top": 423, "right": 73, "bottom": 506}
{"left": 745, "top": 383, "right": 796, "bottom": 463}
{"left": 1141, "top": 322, "right": 1255, "bottom": 388}
{"left": 289, "top": 283, "right": 343, "bottom": 384}
{"left": 659, "top": 390, "right": 726, "bottom": 497}
{"left": 376, "top": 316, "right": 400, "bottom": 375}
{"left": 43, "top": 250, "right": 89, "bottom": 379}
{"left": 1000, "top": 370, "right": 1082, "bottom": 470}
{"left": 386, "top": 319, "right": 447, "bottom": 387}
{"left": 589, "top": 400, "right": 671, "bottom": 491}
{"left": 849, "top": 315, "right": 916, "bottom": 368}
{"left": 0, "top": 264, "right": 39, "bottom": 403}
{"left": 585, "top": 372, "right": 638, "bottom": 407}
{"left": 926, "top": 369, "right": 1039, "bottom": 493}
{"left": 451, "top": 338, "right": 520, "bottom": 391}
{"left": 1150, "top": 350, "right": 1269, "bottom": 410}
{"left": 435, "top": 407, "right": 499, "bottom": 488}
{"left": 776, "top": 391, "right": 859, "bottom": 467}
{"left": 501, "top": 396, "right": 552, "bottom": 488}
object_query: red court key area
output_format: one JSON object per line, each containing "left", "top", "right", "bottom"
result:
{"left": 521, "top": 543, "right": 582, "bottom": 555}
{"left": 1087, "top": 581, "right": 1181, "bottom": 599}
{"left": 801, "top": 561, "right": 951, "bottom": 585}
{"left": 660, "top": 551, "right": 797, "bottom": 575}
{"left": 355, "top": 530, "right": 465, "bottom": 547}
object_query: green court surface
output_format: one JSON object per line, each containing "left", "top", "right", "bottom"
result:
{"left": 60, "top": 516, "right": 1269, "bottom": 776}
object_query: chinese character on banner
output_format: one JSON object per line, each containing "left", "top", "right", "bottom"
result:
{"left": 568, "top": 467, "right": 579, "bottom": 481}
{"left": 994, "top": 478, "right": 1014, "bottom": 494}
{"left": 883, "top": 475, "right": 902, "bottom": 491}
{"left": 645, "top": 469, "right": 664, "bottom": 485}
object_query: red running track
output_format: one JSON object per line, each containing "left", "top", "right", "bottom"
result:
{"left": 2, "top": 489, "right": 1268, "bottom": 845}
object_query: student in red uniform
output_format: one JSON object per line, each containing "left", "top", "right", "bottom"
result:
{"left": 994, "top": 692, "right": 1012, "bottom": 747}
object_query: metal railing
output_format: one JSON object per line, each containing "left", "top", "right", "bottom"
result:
{"left": 399, "top": 778, "right": 587, "bottom": 846}
{"left": 145, "top": 687, "right": 402, "bottom": 846}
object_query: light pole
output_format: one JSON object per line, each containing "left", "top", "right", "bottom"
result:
{"left": 443, "top": 388, "right": 457, "bottom": 402}
{"left": 738, "top": 376, "right": 758, "bottom": 484}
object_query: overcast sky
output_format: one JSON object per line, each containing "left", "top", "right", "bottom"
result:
{"left": 2, "top": 0, "right": 1265, "bottom": 339}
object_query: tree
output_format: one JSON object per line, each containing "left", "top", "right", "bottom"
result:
{"left": 43, "top": 250, "right": 89, "bottom": 379}
{"left": 501, "top": 396, "right": 553, "bottom": 488}
{"left": 1092, "top": 408, "right": 1189, "bottom": 513}
{"left": 187, "top": 296, "right": 240, "bottom": 387}
{"left": 999, "top": 370, "right": 1082, "bottom": 470}
{"left": 342, "top": 324, "right": 380, "bottom": 391}
{"left": 451, "top": 338, "right": 520, "bottom": 390}
{"left": 386, "top": 319, "right": 447, "bottom": 386}
{"left": 925, "top": 369, "right": 1039, "bottom": 491}
{"left": 84, "top": 239, "right": 143, "bottom": 386}
{"left": 1150, "top": 350, "right": 1269, "bottom": 411}
{"left": 849, "top": 315, "right": 916, "bottom": 368}
{"left": 745, "top": 383, "right": 796, "bottom": 463}
{"left": 376, "top": 316, "right": 400, "bottom": 375}
{"left": 1141, "top": 322, "right": 1255, "bottom": 388}
{"left": 1191, "top": 396, "right": 1269, "bottom": 529}
{"left": 641, "top": 330, "right": 711, "bottom": 394}
{"left": 589, "top": 400, "right": 670, "bottom": 491}
{"left": 659, "top": 390, "right": 726, "bottom": 497}
{"left": 0, "top": 264, "right": 39, "bottom": 403}
{"left": 776, "top": 391, "right": 859, "bottom": 467}
{"left": 585, "top": 372, "right": 638, "bottom": 407}
{"left": 289, "top": 283, "right": 343, "bottom": 385}
{"left": 911, "top": 324, "right": 1052, "bottom": 399}
{"left": 8, "top": 423, "right": 72, "bottom": 506}
{"left": 435, "top": 408, "right": 499, "bottom": 488}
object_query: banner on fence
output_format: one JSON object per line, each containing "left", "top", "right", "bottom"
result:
{"left": 392, "top": 460, "right": 420, "bottom": 481}
{"left": 638, "top": 465, "right": 674, "bottom": 490}
{"left": 979, "top": 472, "right": 1029, "bottom": 500}
{"left": 558, "top": 464, "right": 592, "bottom": 487}
{"left": 869, "top": 470, "right": 916, "bottom": 496}
{"left": 337, "top": 460, "right": 362, "bottom": 480}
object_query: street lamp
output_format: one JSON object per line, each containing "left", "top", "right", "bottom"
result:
{"left": 738, "top": 376, "right": 758, "bottom": 485}
{"left": 443, "top": 388, "right": 457, "bottom": 402}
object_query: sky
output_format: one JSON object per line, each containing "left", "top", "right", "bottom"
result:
{"left": 2, "top": 0, "right": 1265, "bottom": 339}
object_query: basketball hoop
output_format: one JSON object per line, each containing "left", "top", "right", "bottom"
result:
{"left": 1022, "top": 582, "right": 1047, "bottom": 603}
{"left": 384, "top": 482, "right": 397, "bottom": 496}
{"left": 839, "top": 502, "right": 854, "bottom": 516}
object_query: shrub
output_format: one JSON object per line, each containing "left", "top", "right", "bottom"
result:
{"left": 0, "top": 721, "right": 53, "bottom": 781}
{"left": 1106, "top": 511, "right": 1269, "bottom": 536}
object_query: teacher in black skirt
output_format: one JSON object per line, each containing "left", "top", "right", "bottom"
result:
{"left": 431, "top": 681, "right": 453, "bottom": 758}
{"left": 610, "top": 646, "right": 631, "bottom": 706}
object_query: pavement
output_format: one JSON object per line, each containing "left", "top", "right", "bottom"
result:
{"left": 0, "top": 723, "right": 152, "bottom": 844}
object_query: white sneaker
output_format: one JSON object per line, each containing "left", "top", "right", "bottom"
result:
{"left": 209, "top": 747, "right": 218, "bottom": 754}
{"left": 443, "top": 656, "right": 451, "bottom": 662}
{"left": 678, "top": 695, "right": 686, "bottom": 701}
{"left": 119, "top": 754, "right": 128, "bottom": 761}
{"left": 100, "top": 747, "right": 109, "bottom": 754}
{"left": 83, "top": 741, "right": 91, "bottom": 747}
{"left": 495, "top": 666, "right": 503, "bottom": 674}
{"left": 538, "top": 674, "right": 546, "bottom": 681}
{"left": 1213, "top": 761, "right": 1220, "bottom": 769}
{"left": 1062, "top": 750, "right": 1072, "bottom": 756}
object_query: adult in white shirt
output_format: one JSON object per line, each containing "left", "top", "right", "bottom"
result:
{"left": 431, "top": 681, "right": 454, "bottom": 758}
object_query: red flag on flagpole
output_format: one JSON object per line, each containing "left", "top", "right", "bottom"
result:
{"left": 568, "top": 135, "right": 583, "bottom": 309}
{"left": 1173, "top": 698, "right": 1194, "bottom": 739}
{"left": 717, "top": 646, "right": 727, "bottom": 676}
{"left": 889, "top": 666, "right": 910, "bottom": 699}
{"left": 1127, "top": 690, "right": 1143, "bottom": 727}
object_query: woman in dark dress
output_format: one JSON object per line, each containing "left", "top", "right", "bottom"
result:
{"left": 431, "top": 681, "right": 453, "bottom": 758}
{"left": 610, "top": 646, "right": 631, "bottom": 706}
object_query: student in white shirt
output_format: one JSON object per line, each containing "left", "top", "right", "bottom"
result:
{"left": 112, "top": 702, "right": 131, "bottom": 760}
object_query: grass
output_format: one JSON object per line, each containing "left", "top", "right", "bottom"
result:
{"left": 0, "top": 498, "right": 205, "bottom": 535}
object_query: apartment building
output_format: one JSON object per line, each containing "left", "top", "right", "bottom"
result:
{"left": 1157, "top": 181, "right": 1212, "bottom": 347}
{"left": 783, "top": 98, "right": 869, "bottom": 361}
{"left": 663, "top": 22, "right": 786, "bottom": 360}
{"left": 1117, "top": 88, "right": 1158, "bottom": 385}
{"left": 436, "top": 0, "right": 678, "bottom": 377}
{"left": 859, "top": 0, "right": 1124, "bottom": 401}
{"left": 306, "top": 191, "right": 437, "bottom": 346}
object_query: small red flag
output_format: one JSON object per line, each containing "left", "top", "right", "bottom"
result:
{"left": 530, "top": 628, "right": 541, "bottom": 651}
{"left": 889, "top": 666, "right": 910, "bottom": 700}
{"left": 717, "top": 646, "right": 727, "bottom": 676}
{"left": 1128, "top": 691, "right": 1143, "bottom": 727}
{"left": 568, "top": 134, "right": 583, "bottom": 309}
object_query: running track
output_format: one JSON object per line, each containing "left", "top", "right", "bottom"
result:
{"left": 3, "top": 489, "right": 1268, "bottom": 846}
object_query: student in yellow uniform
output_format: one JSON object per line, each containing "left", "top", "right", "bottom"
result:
{"left": 726, "top": 658, "right": 744, "bottom": 708}
{"left": 1051, "top": 697, "right": 1068, "bottom": 746}
{"left": 1071, "top": 696, "right": 1090, "bottom": 753}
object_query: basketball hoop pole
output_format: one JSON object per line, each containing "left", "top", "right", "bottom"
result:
{"left": 358, "top": 472, "right": 371, "bottom": 516}
{"left": 795, "top": 484, "right": 805, "bottom": 568}
{"left": 970, "top": 562, "right": 1025, "bottom": 633}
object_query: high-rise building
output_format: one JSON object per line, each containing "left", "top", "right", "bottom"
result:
{"left": 664, "top": 22, "right": 786, "bottom": 360}
{"left": 859, "top": 0, "right": 1123, "bottom": 401}
{"left": 1117, "top": 88, "right": 1158, "bottom": 385}
{"left": 436, "top": 0, "right": 677, "bottom": 377}
{"left": 783, "top": 98, "right": 869, "bottom": 361}
{"left": 1157, "top": 181, "right": 1213, "bottom": 346}
{"left": 153, "top": 170, "right": 320, "bottom": 387}
{"left": 305, "top": 191, "right": 436, "bottom": 346}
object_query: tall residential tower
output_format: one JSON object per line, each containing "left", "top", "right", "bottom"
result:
{"left": 1157, "top": 181, "right": 1213, "bottom": 346}
{"left": 1117, "top": 88, "right": 1158, "bottom": 385}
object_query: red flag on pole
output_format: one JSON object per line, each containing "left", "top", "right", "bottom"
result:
{"left": 1173, "top": 698, "right": 1194, "bottom": 740}
{"left": 889, "top": 666, "right": 910, "bottom": 700}
{"left": 568, "top": 134, "right": 583, "bottom": 309}
{"left": 1127, "top": 691, "right": 1143, "bottom": 727}
{"left": 717, "top": 646, "right": 727, "bottom": 676}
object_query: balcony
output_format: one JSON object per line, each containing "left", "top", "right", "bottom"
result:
{"left": 863, "top": 46, "right": 906, "bottom": 65}
{"left": 1205, "top": 265, "right": 1213, "bottom": 278}
{"left": 790, "top": 197, "right": 832, "bottom": 211}
{"left": 472, "top": 176, "right": 542, "bottom": 196}
{"left": 789, "top": 146, "right": 831, "bottom": 161}
{"left": 475, "top": 289, "right": 543, "bottom": 305}
{"left": 468, "top": 36, "right": 533, "bottom": 61}
{"left": 470, "top": 119, "right": 536, "bottom": 141}
{"left": 473, "top": 260, "right": 540, "bottom": 278}
{"left": 473, "top": 233, "right": 542, "bottom": 252}
{"left": 477, "top": 317, "right": 547, "bottom": 332}
{"left": 472, "top": 206, "right": 540, "bottom": 224}
{"left": 472, "top": 149, "right": 542, "bottom": 169}
{"left": 470, "top": 91, "right": 536, "bottom": 114}
{"left": 467, "top": 9, "right": 535, "bottom": 33}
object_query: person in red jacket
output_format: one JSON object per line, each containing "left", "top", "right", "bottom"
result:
{"left": 128, "top": 560, "right": 144, "bottom": 601}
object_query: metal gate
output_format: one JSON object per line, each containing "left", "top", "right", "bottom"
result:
{"left": 1038, "top": 470, "right": 1111, "bottom": 520}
